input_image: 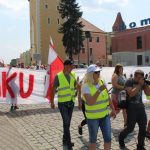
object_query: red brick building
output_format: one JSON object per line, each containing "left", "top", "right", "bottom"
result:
{"left": 112, "top": 13, "right": 150, "bottom": 66}
{"left": 73, "top": 18, "right": 107, "bottom": 66}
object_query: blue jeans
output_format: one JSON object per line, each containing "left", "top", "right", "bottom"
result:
{"left": 58, "top": 101, "right": 74, "bottom": 144}
{"left": 87, "top": 115, "right": 111, "bottom": 144}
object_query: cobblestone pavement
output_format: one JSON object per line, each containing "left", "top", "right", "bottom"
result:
{"left": 0, "top": 103, "right": 150, "bottom": 150}
{"left": 0, "top": 107, "right": 33, "bottom": 150}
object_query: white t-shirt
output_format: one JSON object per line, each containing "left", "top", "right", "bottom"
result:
{"left": 82, "top": 84, "right": 100, "bottom": 94}
{"left": 82, "top": 79, "right": 106, "bottom": 94}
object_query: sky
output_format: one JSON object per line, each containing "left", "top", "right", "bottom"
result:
{"left": 0, "top": 0, "right": 150, "bottom": 64}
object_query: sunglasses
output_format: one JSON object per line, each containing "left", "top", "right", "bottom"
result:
{"left": 94, "top": 71, "right": 100, "bottom": 74}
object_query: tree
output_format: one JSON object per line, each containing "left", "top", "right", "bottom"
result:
{"left": 59, "top": 0, "right": 84, "bottom": 60}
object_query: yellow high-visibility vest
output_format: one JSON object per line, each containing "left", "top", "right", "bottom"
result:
{"left": 83, "top": 80, "right": 109, "bottom": 119}
{"left": 57, "top": 71, "right": 76, "bottom": 103}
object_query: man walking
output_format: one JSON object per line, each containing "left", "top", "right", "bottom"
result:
{"left": 50, "top": 59, "right": 77, "bottom": 149}
{"left": 119, "top": 70, "right": 150, "bottom": 150}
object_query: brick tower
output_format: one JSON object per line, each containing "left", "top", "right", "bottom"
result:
{"left": 112, "top": 12, "right": 126, "bottom": 32}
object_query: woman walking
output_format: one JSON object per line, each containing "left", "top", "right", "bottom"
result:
{"left": 81, "top": 64, "right": 115, "bottom": 150}
{"left": 111, "top": 64, "right": 127, "bottom": 127}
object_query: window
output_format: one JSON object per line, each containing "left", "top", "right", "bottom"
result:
{"left": 82, "top": 48, "right": 85, "bottom": 54}
{"left": 145, "top": 56, "right": 149, "bottom": 63}
{"left": 90, "top": 48, "right": 92, "bottom": 55}
{"left": 107, "top": 46, "right": 112, "bottom": 55}
{"left": 57, "top": 6, "right": 59, "bottom": 10}
{"left": 48, "top": 18, "right": 50, "bottom": 24}
{"left": 89, "top": 37, "right": 92, "bottom": 42}
{"left": 137, "top": 36, "right": 142, "bottom": 49}
{"left": 57, "top": 19, "right": 60, "bottom": 24}
{"left": 45, "top": 4, "right": 48, "bottom": 9}
{"left": 137, "top": 55, "right": 143, "bottom": 66}
{"left": 96, "top": 37, "right": 99, "bottom": 42}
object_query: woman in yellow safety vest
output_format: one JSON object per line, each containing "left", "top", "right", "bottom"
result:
{"left": 81, "top": 64, "right": 116, "bottom": 150}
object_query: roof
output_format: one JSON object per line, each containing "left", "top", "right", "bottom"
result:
{"left": 113, "top": 12, "right": 124, "bottom": 27}
{"left": 79, "top": 18, "right": 104, "bottom": 33}
{"left": 112, "top": 12, "right": 126, "bottom": 32}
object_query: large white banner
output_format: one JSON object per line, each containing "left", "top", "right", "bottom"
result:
{"left": 0, "top": 67, "right": 48, "bottom": 104}
{"left": 0, "top": 66, "right": 149, "bottom": 104}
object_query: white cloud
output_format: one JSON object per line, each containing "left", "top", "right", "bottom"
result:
{"left": 78, "top": 0, "right": 129, "bottom": 12}
{"left": 0, "top": 0, "right": 29, "bottom": 20}
{"left": 0, "top": 0, "right": 28, "bottom": 12}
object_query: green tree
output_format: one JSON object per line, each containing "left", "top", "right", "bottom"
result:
{"left": 59, "top": 0, "right": 84, "bottom": 60}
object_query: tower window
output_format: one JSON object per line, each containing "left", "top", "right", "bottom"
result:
{"left": 137, "top": 36, "right": 142, "bottom": 49}
{"left": 58, "top": 19, "right": 60, "bottom": 24}
{"left": 45, "top": 4, "right": 48, "bottom": 9}
{"left": 48, "top": 18, "right": 50, "bottom": 24}
{"left": 57, "top": 6, "right": 59, "bottom": 10}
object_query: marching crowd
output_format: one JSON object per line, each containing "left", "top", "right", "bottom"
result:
{"left": 50, "top": 59, "right": 150, "bottom": 150}
{"left": 6, "top": 59, "right": 150, "bottom": 150}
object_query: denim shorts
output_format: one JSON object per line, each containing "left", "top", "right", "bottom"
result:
{"left": 87, "top": 115, "right": 111, "bottom": 143}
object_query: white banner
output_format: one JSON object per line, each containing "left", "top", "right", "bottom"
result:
{"left": 0, "top": 66, "right": 149, "bottom": 104}
{"left": 0, "top": 67, "right": 48, "bottom": 104}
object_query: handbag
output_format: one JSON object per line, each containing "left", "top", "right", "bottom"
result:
{"left": 117, "top": 90, "right": 128, "bottom": 109}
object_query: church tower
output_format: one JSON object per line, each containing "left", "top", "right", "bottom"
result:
{"left": 112, "top": 12, "right": 126, "bottom": 32}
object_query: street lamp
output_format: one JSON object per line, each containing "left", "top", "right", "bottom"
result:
{"left": 106, "top": 32, "right": 115, "bottom": 66}
{"left": 85, "top": 31, "right": 91, "bottom": 66}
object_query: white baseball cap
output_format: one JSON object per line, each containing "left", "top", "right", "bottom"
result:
{"left": 87, "top": 64, "right": 101, "bottom": 73}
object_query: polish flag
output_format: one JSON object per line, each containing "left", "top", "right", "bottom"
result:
{"left": 44, "top": 37, "right": 64, "bottom": 101}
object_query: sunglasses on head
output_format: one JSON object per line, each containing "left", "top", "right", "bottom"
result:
{"left": 94, "top": 71, "right": 100, "bottom": 74}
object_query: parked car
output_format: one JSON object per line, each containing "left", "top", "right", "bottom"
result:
{"left": 79, "top": 64, "right": 87, "bottom": 68}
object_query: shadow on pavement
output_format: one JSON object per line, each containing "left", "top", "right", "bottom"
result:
{"left": 0, "top": 106, "right": 81, "bottom": 118}
{"left": 78, "top": 136, "right": 102, "bottom": 150}
{"left": 6, "top": 108, "right": 60, "bottom": 118}
{"left": 0, "top": 104, "right": 150, "bottom": 118}
{"left": 112, "top": 128, "right": 137, "bottom": 145}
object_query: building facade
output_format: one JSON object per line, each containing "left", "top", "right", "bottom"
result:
{"left": 73, "top": 18, "right": 107, "bottom": 66}
{"left": 112, "top": 13, "right": 150, "bottom": 66}
{"left": 28, "top": 0, "right": 65, "bottom": 65}
{"left": 28, "top": 0, "right": 107, "bottom": 66}
{"left": 20, "top": 50, "right": 31, "bottom": 67}
{"left": 106, "top": 32, "right": 113, "bottom": 66}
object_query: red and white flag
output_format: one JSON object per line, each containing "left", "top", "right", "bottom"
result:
{"left": 44, "top": 36, "right": 64, "bottom": 101}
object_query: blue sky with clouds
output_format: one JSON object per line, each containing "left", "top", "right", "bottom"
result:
{"left": 0, "top": 0, "right": 149, "bottom": 64}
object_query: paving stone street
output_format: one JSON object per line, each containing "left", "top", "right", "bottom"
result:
{"left": 0, "top": 103, "right": 150, "bottom": 150}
